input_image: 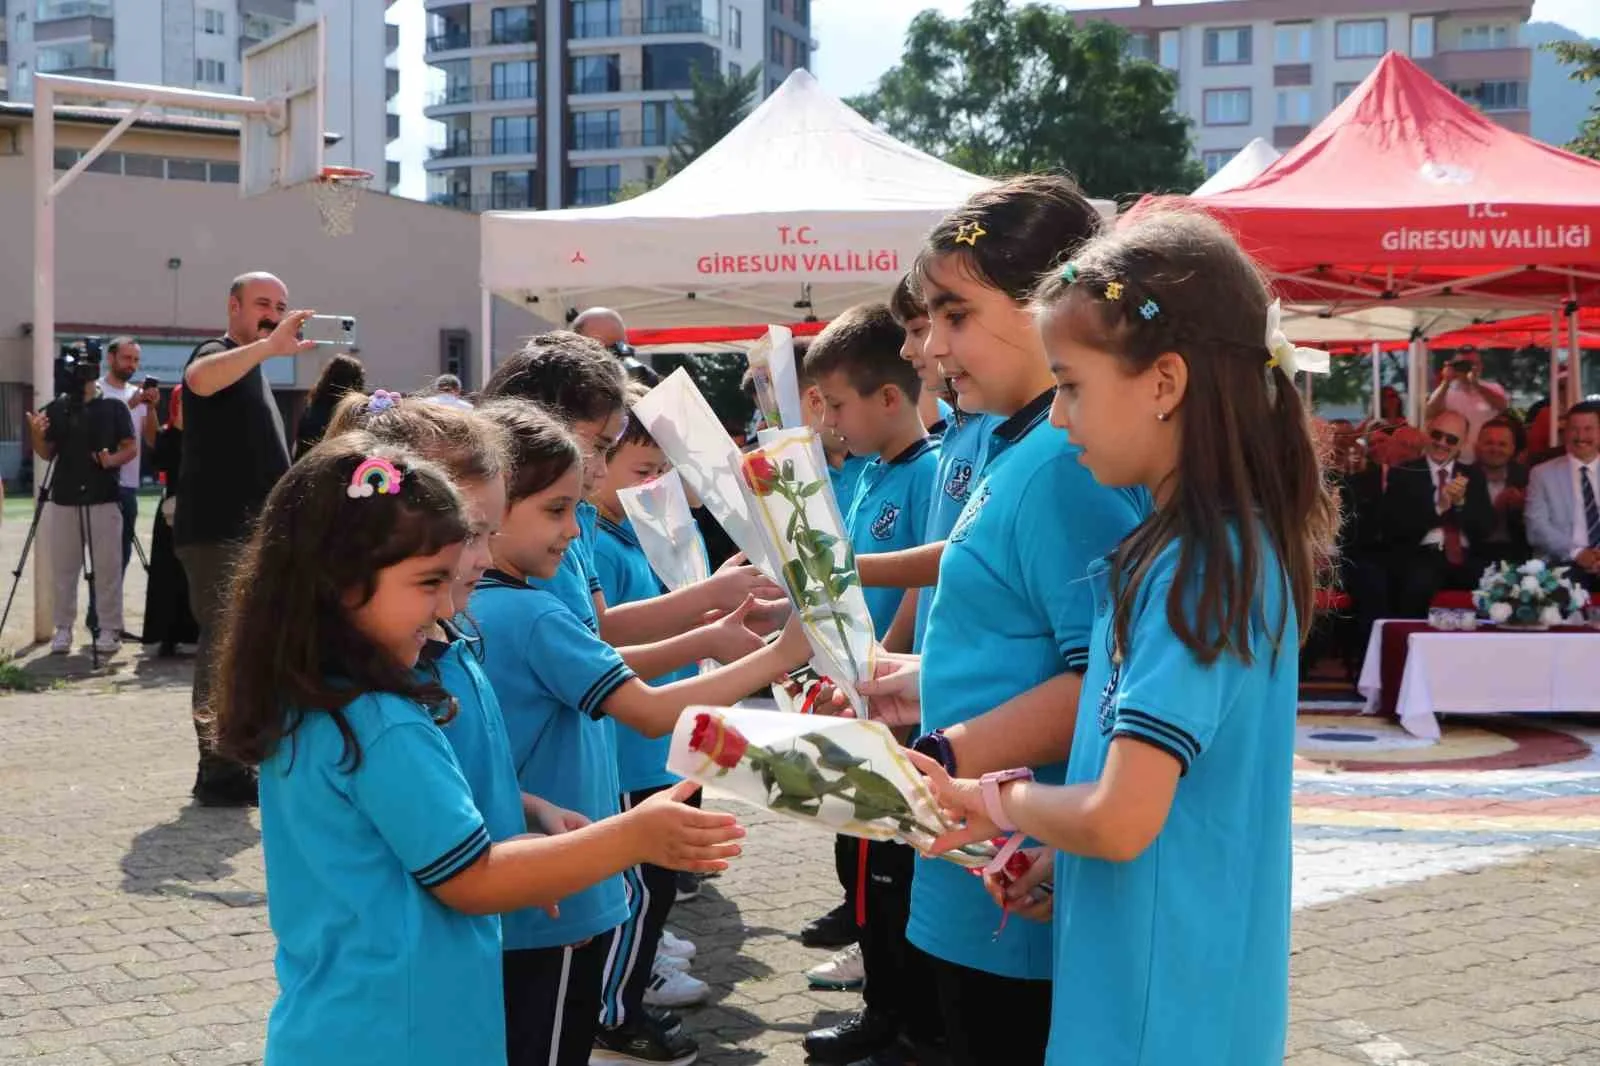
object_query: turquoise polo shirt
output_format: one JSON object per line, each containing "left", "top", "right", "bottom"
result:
{"left": 828, "top": 454, "right": 869, "bottom": 519}
{"left": 426, "top": 625, "right": 528, "bottom": 850}
{"left": 592, "top": 512, "right": 694, "bottom": 795}
{"left": 846, "top": 437, "right": 940, "bottom": 638}
{"left": 1048, "top": 534, "right": 1295, "bottom": 1064}
{"left": 910, "top": 391, "right": 1148, "bottom": 980}
{"left": 530, "top": 500, "right": 603, "bottom": 625}
{"left": 913, "top": 409, "right": 997, "bottom": 652}
{"left": 259, "top": 692, "right": 503, "bottom": 1066}
{"left": 469, "top": 570, "right": 634, "bottom": 950}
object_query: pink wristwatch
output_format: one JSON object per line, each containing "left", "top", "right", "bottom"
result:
{"left": 979, "top": 768, "right": 1033, "bottom": 833}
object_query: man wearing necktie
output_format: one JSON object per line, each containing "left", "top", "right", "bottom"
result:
{"left": 1527, "top": 400, "right": 1600, "bottom": 593}
{"left": 1385, "top": 410, "right": 1495, "bottom": 617}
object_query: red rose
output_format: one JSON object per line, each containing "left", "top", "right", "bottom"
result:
{"left": 742, "top": 452, "right": 780, "bottom": 497}
{"left": 688, "top": 712, "right": 749, "bottom": 770}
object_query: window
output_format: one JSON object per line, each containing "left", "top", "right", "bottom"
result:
{"left": 1334, "top": 82, "right": 1360, "bottom": 106}
{"left": 571, "top": 0, "right": 620, "bottom": 38}
{"left": 1203, "top": 27, "right": 1250, "bottom": 66}
{"left": 1410, "top": 16, "right": 1434, "bottom": 59}
{"left": 38, "top": 42, "right": 113, "bottom": 73}
{"left": 1274, "top": 23, "right": 1311, "bottom": 64}
{"left": 1202, "top": 88, "right": 1250, "bottom": 125}
{"left": 122, "top": 153, "right": 164, "bottom": 178}
{"left": 201, "top": 8, "right": 225, "bottom": 34}
{"left": 1452, "top": 80, "right": 1526, "bottom": 112}
{"left": 491, "top": 115, "right": 535, "bottom": 154}
{"left": 1202, "top": 149, "right": 1235, "bottom": 177}
{"left": 491, "top": 170, "right": 535, "bottom": 209}
{"left": 1158, "top": 29, "right": 1180, "bottom": 70}
{"left": 729, "top": 61, "right": 741, "bottom": 79}
{"left": 771, "top": 0, "right": 781, "bottom": 10}
{"left": 642, "top": 43, "right": 716, "bottom": 90}
{"left": 569, "top": 163, "right": 621, "bottom": 206}
{"left": 770, "top": 27, "right": 783, "bottom": 63}
{"left": 642, "top": 100, "right": 687, "bottom": 146}
{"left": 194, "top": 58, "right": 226, "bottom": 84}
{"left": 167, "top": 158, "right": 209, "bottom": 182}
{"left": 208, "top": 161, "right": 239, "bottom": 183}
{"left": 569, "top": 108, "right": 620, "bottom": 149}
{"left": 570, "top": 54, "right": 620, "bottom": 93}
{"left": 795, "top": 0, "right": 808, "bottom": 24}
{"left": 492, "top": 60, "right": 535, "bottom": 99}
{"left": 1125, "top": 34, "right": 1154, "bottom": 63}
{"left": 1458, "top": 24, "right": 1512, "bottom": 51}
{"left": 729, "top": 6, "right": 742, "bottom": 48}
{"left": 1335, "top": 19, "right": 1386, "bottom": 59}
{"left": 490, "top": 5, "right": 536, "bottom": 44}
{"left": 1275, "top": 87, "right": 1312, "bottom": 125}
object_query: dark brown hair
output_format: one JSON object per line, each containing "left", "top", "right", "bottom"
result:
{"left": 803, "top": 303, "right": 919, "bottom": 400}
{"left": 918, "top": 174, "right": 1103, "bottom": 302}
{"left": 306, "top": 354, "right": 367, "bottom": 411}
{"left": 1034, "top": 209, "right": 1339, "bottom": 664}
{"left": 326, "top": 391, "right": 507, "bottom": 488}
{"left": 888, "top": 272, "right": 926, "bottom": 325}
{"left": 482, "top": 330, "right": 627, "bottom": 425}
{"left": 474, "top": 399, "right": 583, "bottom": 503}
{"left": 208, "top": 434, "right": 470, "bottom": 769}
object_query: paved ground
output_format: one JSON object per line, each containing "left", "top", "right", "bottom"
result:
{"left": 1, "top": 508, "right": 1598, "bottom": 1064}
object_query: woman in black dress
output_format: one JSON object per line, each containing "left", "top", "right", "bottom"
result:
{"left": 143, "top": 385, "right": 200, "bottom": 655}
{"left": 294, "top": 353, "right": 366, "bottom": 459}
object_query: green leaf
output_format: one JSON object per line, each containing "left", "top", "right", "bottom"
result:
{"left": 786, "top": 507, "right": 800, "bottom": 543}
{"left": 783, "top": 559, "right": 809, "bottom": 599}
{"left": 799, "top": 481, "right": 825, "bottom": 497}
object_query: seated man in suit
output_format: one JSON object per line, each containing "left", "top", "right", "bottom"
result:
{"left": 1526, "top": 399, "right": 1600, "bottom": 593}
{"left": 1476, "top": 418, "right": 1529, "bottom": 565}
{"left": 1385, "top": 410, "right": 1495, "bottom": 617}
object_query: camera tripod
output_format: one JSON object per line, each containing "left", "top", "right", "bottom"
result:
{"left": 0, "top": 455, "right": 144, "bottom": 669}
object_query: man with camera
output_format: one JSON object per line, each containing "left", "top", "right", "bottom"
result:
{"left": 177, "top": 271, "right": 316, "bottom": 807}
{"left": 1425, "top": 346, "right": 1508, "bottom": 464}
{"left": 26, "top": 346, "right": 138, "bottom": 655}
{"left": 88, "top": 337, "right": 160, "bottom": 639}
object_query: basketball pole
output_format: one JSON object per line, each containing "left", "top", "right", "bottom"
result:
{"left": 30, "top": 75, "right": 277, "bottom": 642}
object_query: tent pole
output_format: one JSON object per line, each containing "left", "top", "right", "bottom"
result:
{"left": 1370, "top": 340, "right": 1381, "bottom": 420}
{"left": 1549, "top": 309, "right": 1562, "bottom": 448}
{"left": 479, "top": 287, "right": 492, "bottom": 390}
{"left": 1409, "top": 335, "right": 1426, "bottom": 426}
{"left": 1569, "top": 305, "right": 1583, "bottom": 409}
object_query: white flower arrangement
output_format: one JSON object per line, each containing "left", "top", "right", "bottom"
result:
{"left": 1473, "top": 559, "right": 1590, "bottom": 626}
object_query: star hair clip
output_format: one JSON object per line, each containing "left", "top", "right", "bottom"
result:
{"left": 348, "top": 456, "right": 405, "bottom": 499}
{"left": 953, "top": 221, "right": 987, "bottom": 246}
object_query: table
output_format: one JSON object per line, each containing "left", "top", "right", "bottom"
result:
{"left": 1357, "top": 620, "right": 1600, "bottom": 740}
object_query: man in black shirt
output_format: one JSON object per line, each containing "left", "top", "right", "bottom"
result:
{"left": 27, "top": 373, "right": 137, "bottom": 656}
{"left": 176, "top": 272, "right": 315, "bottom": 807}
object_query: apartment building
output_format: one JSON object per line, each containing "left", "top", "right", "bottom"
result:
{"left": 1083, "top": 0, "right": 1534, "bottom": 177}
{"left": 422, "top": 0, "right": 813, "bottom": 212}
{"left": 2, "top": 0, "right": 402, "bottom": 189}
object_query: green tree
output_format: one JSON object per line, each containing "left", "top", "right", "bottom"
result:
{"left": 847, "top": 0, "right": 1203, "bottom": 198}
{"left": 1544, "top": 40, "right": 1600, "bottom": 159}
{"left": 654, "top": 353, "right": 754, "bottom": 431}
{"left": 668, "top": 64, "right": 764, "bottom": 172}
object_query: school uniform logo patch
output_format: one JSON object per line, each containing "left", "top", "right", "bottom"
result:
{"left": 870, "top": 502, "right": 901, "bottom": 541}
{"left": 1096, "top": 662, "right": 1122, "bottom": 736}
{"left": 943, "top": 459, "right": 974, "bottom": 503}
{"left": 947, "top": 482, "right": 990, "bottom": 544}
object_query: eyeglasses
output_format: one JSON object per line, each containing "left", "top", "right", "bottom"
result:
{"left": 1429, "top": 429, "right": 1461, "bottom": 446}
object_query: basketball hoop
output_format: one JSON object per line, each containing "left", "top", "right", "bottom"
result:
{"left": 310, "top": 165, "right": 372, "bottom": 237}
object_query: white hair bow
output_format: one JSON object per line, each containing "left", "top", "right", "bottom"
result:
{"left": 1264, "top": 300, "right": 1331, "bottom": 378}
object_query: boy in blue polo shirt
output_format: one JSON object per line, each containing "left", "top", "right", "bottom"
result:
{"left": 800, "top": 303, "right": 941, "bottom": 1066}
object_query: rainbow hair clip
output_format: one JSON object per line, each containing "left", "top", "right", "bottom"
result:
{"left": 369, "top": 389, "right": 401, "bottom": 413}
{"left": 348, "top": 457, "right": 405, "bottom": 499}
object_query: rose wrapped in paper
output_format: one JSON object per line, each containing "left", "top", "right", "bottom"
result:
{"left": 616, "top": 469, "right": 717, "bottom": 674}
{"left": 672, "top": 707, "right": 994, "bottom": 867}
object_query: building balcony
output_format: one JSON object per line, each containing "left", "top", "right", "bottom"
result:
{"left": 426, "top": 25, "right": 538, "bottom": 56}
{"left": 423, "top": 0, "right": 470, "bottom": 11}
{"left": 35, "top": 0, "right": 113, "bottom": 20}
{"left": 35, "top": 14, "right": 114, "bottom": 43}
{"left": 1417, "top": 46, "right": 1531, "bottom": 84}
{"left": 387, "top": 112, "right": 400, "bottom": 141}
{"left": 425, "top": 138, "right": 539, "bottom": 168}
{"left": 1273, "top": 124, "right": 1311, "bottom": 149}
{"left": 1273, "top": 64, "right": 1311, "bottom": 88}
{"left": 570, "top": 16, "right": 719, "bottom": 42}
{"left": 569, "top": 129, "right": 675, "bottom": 152}
{"left": 430, "top": 192, "right": 537, "bottom": 213}
{"left": 44, "top": 65, "right": 116, "bottom": 79}
{"left": 386, "top": 23, "right": 400, "bottom": 55}
{"left": 424, "top": 83, "right": 538, "bottom": 116}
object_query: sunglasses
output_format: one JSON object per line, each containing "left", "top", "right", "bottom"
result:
{"left": 1429, "top": 429, "right": 1461, "bottom": 447}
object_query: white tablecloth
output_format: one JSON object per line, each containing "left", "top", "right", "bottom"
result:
{"left": 1358, "top": 620, "right": 1600, "bottom": 740}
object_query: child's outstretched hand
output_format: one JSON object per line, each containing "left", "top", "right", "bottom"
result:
{"left": 705, "top": 596, "right": 764, "bottom": 663}
{"left": 903, "top": 749, "right": 1002, "bottom": 854}
{"left": 707, "top": 554, "right": 785, "bottom": 610}
{"left": 631, "top": 780, "right": 746, "bottom": 873}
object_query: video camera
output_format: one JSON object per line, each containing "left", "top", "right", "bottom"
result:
{"left": 53, "top": 336, "right": 103, "bottom": 405}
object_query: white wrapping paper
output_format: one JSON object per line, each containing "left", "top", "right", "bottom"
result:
{"left": 617, "top": 469, "right": 717, "bottom": 675}
{"left": 746, "top": 325, "right": 803, "bottom": 431}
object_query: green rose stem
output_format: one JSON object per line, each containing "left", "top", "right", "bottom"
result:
{"left": 770, "top": 471, "right": 863, "bottom": 685}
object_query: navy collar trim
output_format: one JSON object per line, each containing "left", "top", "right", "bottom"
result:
{"left": 478, "top": 568, "right": 532, "bottom": 592}
{"left": 597, "top": 512, "right": 639, "bottom": 547}
{"left": 886, "top": 437, "right": 935, "bottom": 465}
{"left": 993, "top": 390, "right": 1054, "bottom": 443}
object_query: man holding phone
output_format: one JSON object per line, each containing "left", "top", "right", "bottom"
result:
{"left": 177, "top": 271, "right": 317, "bottom": 807}
{"left": 1425, "top": 346, "right": 1508, "bottom": 463}
{"left": 90, "top": 337, "right": 160, "bottom": 639}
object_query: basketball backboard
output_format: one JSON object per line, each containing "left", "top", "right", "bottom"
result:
{"left": 241, "top": 18, "right": 325, "bottom": 198}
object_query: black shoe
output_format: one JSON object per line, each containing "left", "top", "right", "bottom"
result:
{"left": 674, "top": 870, "right": 701, "bottom": 902}
{"left": 645, "top": 1006, "right": 682, "bottom": 1037}
{"left": 803, "top": 1010, "right": 898, "bottom": 1064}
{"left": 800, "top": 901, "right": 858, "bottom": 949}
{"left": 592, "top": 1013, "right": 698, "bottom": 1065}
{"left": 193, "top": 769, "right": 259, "bottom": 808}
{"left": 844, "top": 1046, "right": 915, "bottom": 1066}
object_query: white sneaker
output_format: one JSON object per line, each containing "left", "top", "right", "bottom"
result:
{"left": 658, "top": 930, "right": 696, "bottom": 961}
{"left": 655, "top": 951, "right": 691, "bottom": 973}
{"left": 806, "top": 943, "right": 865, "bottom": 991}
{"left": 49, "top": 628, "right": 72, "bottom": 655}
{"left": 93, "top": 634, "right": 120, "bottom": 655}
{"left": 643, "top": 960, "right": 710, "bottom": 1008}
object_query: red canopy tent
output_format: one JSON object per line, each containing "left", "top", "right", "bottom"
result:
{"left": 1430, "top": 307, "right": 1600, "bottom": 349}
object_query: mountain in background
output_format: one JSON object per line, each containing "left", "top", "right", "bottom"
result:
{"left": 1527, "top": 20, "right": 1598, "bottom": 148}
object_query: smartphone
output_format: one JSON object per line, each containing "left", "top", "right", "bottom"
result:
{"left": 142, "top": 375, "right": 159, "bottom": 390}
{"left": 299, "top": 314, "right": 358, "bottom": 347}
{"left": 1450, "top": 359, "right": 1474, "bottom": 372}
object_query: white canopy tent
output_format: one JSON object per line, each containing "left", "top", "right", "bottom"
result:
{"left": 477, "top": 69, "right": 1113, "bottom": 375}
{"left": 1192, "top": 138, "right": 1281, "bottom": 196}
